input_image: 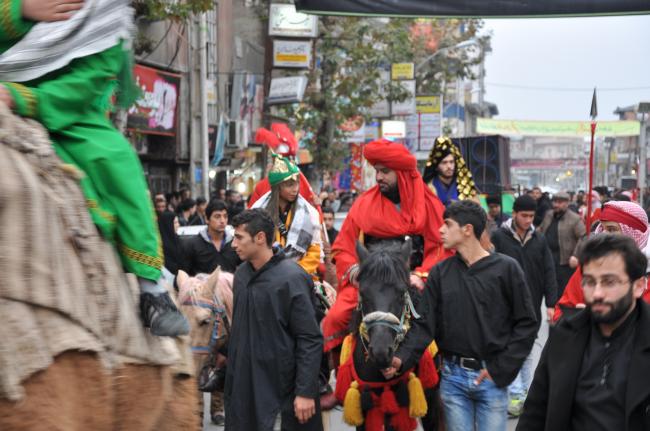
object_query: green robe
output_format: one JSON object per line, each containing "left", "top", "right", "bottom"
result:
{"left": 0, "top": 0, "right": 162, "bottom": 281}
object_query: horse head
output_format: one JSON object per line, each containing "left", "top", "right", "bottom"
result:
{"left": 355, "top": 238, "right": 412, "bottom": 369}
{"left": 176, "top": 268, "right": 233, "bottom": 367}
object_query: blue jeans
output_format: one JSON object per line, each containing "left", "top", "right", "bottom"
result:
{"left": 508, "top": 352, "right": 533, "bottom": 399}
{"left": 439, "top": 361, "right": 508, "bottom": 431}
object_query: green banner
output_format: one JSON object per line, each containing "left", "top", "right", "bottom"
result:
{"left": 476, "top": 119, "right": 640, "bottom": 137}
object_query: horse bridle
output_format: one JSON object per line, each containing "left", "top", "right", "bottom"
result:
{"left": 357, "top": 290, "right": 421, "bottom": 355}
{"left": 182, "top": 295, "right": 231, "bottom": 354}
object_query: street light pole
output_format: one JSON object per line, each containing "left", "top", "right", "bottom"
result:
{"left": 640, "top": 112, "right": 647, "bottom": 207}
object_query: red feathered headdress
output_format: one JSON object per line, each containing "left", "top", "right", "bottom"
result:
{"left": 254, "top": 123, "right": 298, "bottom": 157}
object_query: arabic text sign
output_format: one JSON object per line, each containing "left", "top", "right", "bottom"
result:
{"left": 477, "top": 119, "right": 641, "bottom": 137}
{"left": 269, "top": 4, "right": 318, "bottom": 38}
{"left": 273, "top": 40, "right": 312, "bottom": 68}
{"left": 391, "top": 63, "right": 414, "bottom": 80}
{"left": 127, "top": 65, "right": 180, "bottom": 136}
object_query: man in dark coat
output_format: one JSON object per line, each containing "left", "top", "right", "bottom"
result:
{"left": 517, "top": 234, "right": 650, "bottom": 431}
{"left": 491, "top": 194, "right": 557, "bottom": 416}
{"left": 225, "top": 209, "right": 323, "bottom": 431}
{"left": 180, "top": 199, "right": 240, "bottom": 275}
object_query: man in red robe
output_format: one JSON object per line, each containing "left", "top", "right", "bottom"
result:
{"left": 322, "top": 139, "right": 452, "bottom": 352}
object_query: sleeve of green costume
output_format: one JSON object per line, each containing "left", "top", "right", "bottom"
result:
{"left": 0, "top": 0, "right": 33, "bottom": 43}
{"left": 2, "top": 44, "right": 123, "bottom": 131}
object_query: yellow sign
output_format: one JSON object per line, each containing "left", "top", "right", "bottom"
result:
{"left": 391, "top": 63, "right": 415, "bottom": 80}
{"left": 416, "top": 96, "right": 441, "bottom": 114}
{"left": 275, "top": 53, "right": 308, "bottom": 62}
{"left": 476, "top": 119, "right": 640, "bottom": 137}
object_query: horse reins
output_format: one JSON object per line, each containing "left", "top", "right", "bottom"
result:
{"left": 357, "top": 290, "right": 421, "bottom": 356}
{"left": 182, "top": 295, "right": 231, "bottom": 354}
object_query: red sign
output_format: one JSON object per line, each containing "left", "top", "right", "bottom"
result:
{"left": 127, "top": 65, "right": 181, "bottom": 136}
{"left": 350, "top": 143, "right": 363, "bottom": 192}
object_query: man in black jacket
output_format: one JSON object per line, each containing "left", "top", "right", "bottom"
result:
{"left": 225, "top": 209, "right": 323, "bottom": 431}
{"left": 181, "top": 199, "right": 240, "bottom": 275}
{"left": 388, "top": 200, "right": 538, "bottom": 431}
{"left": 491, "top": 194, "right": 557, "bottom": 417}
{"left": 517, "top": 234, "right": 650, "bottom": 431}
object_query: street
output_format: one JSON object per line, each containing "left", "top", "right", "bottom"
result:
{"left": 203, "top": 308, "right": 550, "bottom": 431}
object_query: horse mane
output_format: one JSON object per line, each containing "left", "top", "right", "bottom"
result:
{"left": 177, "top": 269, "right": 234, "bottom": 322}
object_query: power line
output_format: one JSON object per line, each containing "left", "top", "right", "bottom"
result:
{"left": 485, "top": 82, "right": 650, "bottom": 92}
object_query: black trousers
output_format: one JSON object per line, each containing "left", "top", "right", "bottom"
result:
{"left": 280, "top": 398, "right": 323, "bottom": 431}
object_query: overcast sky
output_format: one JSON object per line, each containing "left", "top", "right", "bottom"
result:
{"left": 481, "top": 15, "right": 650, "bottom": 121}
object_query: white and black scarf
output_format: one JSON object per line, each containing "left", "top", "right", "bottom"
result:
{"left": 252, "top": 191, "right": 319, "bottom": 257}
{"left": 0, "top": 0, "right": 133, "bottom": 82}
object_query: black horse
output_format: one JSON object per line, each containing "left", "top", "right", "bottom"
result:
{"left": 350, "top": 239, "right": 440, "bottom": 430}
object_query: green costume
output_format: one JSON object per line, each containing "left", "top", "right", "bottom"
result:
{"left": 0, "top": 1, "right": 162, "bottom": 281}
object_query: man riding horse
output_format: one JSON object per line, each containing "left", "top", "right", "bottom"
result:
{"left": 322, "top": 139, "right": 452, "bottom": 355}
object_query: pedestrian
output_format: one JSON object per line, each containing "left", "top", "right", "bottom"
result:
{"left": 486, "top": 194, "right": 510, "bottom": 233}
{"left": 250, "top": 154, "right": 322, "bottom": 278}
{"left": 154, "top": 194, "right": 168, "bottom": 215}
{"left": 158, "top": 211, "right": 185, "bottom": 276}
{"left": 0, "top": 0, "right": 189, "bottom": 336}
{"left": 176, "top": 198, "right": 196, "bottom": 227}
{"left": 530, "top": 187, "right": 551, "bottom": 227}
{"left": 538, "top": 191, "right": 586, "bottom": 296}
{"left": 391, "top": 200, "right": 538, "bottom": 431}
{"left": 225, "top": 209, "right": 323, "bottom": 431}
{"left": 189, "top": 196, "right": 208, "bottom": 225}
{"left": 322, "top": 207, "right": 338, "bottom": 245}
{"left": 491, "top": 194, "right": 557, "bottom": 417}
{"left": 517, "top": 234, "right": 650, "bottom": 431}
{"left": 322, "top": 138, "right": 450, "bottom": 354}
{"left": 180, "top": 199, "right": 240, "bottom": 276}
{"left": 553, "top": 200, "right": 650, "bottom": 321}
{"left": 422, "top": 136, "right": 478, "bottom": 207}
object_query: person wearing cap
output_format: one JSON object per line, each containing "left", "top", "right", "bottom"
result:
{"left": 553, "top": 200, "right": 650, "bottom": 322}
{"left": 539, "top": 191, "right": 586, "bottom": 296}
{"left": 422, "top": 136, "right": 478, "bottom": 207}
{"left": 251, "top": 154, "right": 322, "bottom": 278}
{"left": 321, "top": 139, "right": 451, "bottom": 353}
{"left": 491, "top": 194, "right": 558, "bottom": 417}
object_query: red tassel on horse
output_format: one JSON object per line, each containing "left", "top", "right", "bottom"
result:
{"left": 390, "top": 406, "right": 417, "bottom": 431}
{"left": 417, "top": 349, "right": 439, "bottom": 389}
{"left": 365, "top": 401, "right": 384, "bottom": 431}
{"left": 335, "top": 362, "right": 354, "bottom": 404}
{"left": 380, "top": 386, "right": 399, "bottom": 414}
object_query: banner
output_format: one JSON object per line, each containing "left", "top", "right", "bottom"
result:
{"left": 295, "top": 0, "right": 650, "bottom": 17}
{"left": 127, "top": 65, "right": 181, "bottom": 136}
{"left": 477, "top": 118, "right": 640, "bottom": 137}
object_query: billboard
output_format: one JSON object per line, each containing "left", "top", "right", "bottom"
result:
{"left": 127, "top": 65, "right": 181, "bottom": 136}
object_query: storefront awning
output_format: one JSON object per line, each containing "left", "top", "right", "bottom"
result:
{"left": 294, "top": 0, "right": 650, "bottom": 18}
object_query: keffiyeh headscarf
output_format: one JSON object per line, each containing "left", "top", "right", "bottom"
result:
{"left": 422, "top": 136, "right": 477, "bottom": 200}
{"left": 595, "top": 200, "right": 649, "bottom": 249}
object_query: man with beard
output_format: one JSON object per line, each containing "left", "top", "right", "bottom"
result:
{"left": 422, "top": 136, "right": 478, "bottom": 207}
{"left": 539, "top": 192, "right": 586, "bottom": 296}
{"left": 225, "top": 209, "right": 323, "bottom": 431}
{"left": 322, "top": 138, "right": 450, "bottom": 353}
{"left": 517, "top": 234, "right": 650, "bottom": 431}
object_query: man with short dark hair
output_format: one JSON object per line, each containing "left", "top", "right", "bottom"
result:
{"left": 391, "top": 200, "right": 538, "bottom": 431}
{"left": 517, "top": 234, "right": 650, "bottom": 431}
{"left": 531, "top": 187, "right": 552, "bottom": 227}
{"left": 539, "top": 191, "right": 586, "bottom": 296}
{"left": 322, "top": 207, "right": 338, "bottom": 245}
{"left": 180, "top": 199, "right": 240, "bottom": 275}
{"left": 487, "top": 195, "right": 510, "bottom": 233}
{"left": 190, "top": 196, "right": 208, "bottom": 225}
{"left": 225, "top": 209, "right": 323, "bottom": 431}
{"left": 491, "top": 194, "right": 557, "bottom": 416}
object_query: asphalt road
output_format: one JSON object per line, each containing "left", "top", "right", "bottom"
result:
{"left": 204, "top": 308, "right": 550, "bottom": 431}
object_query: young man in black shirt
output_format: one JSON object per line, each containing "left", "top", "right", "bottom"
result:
{"left": 491, "top": 194, "right": 557, "bottom": 416}
{"left": 517, "top": 234, "right": 650, "bottom": 431}
{"left": 388, "top": 200, "right": 537, "bottom": 431}
{"left": 181, "top": 199, "right": 240, "bottom": 275}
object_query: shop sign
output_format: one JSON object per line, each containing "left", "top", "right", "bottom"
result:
{"left": 273, "top": 40, "right": 312, "bottom": 68}
{"left": 127, "top": 65, "right": 181, "bottom": 136}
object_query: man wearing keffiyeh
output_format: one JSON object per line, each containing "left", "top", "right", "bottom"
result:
{"left": 553, "top": 200, "right": 650, "bottom": 322}
{"left": 0, "top": 0, "right": 189, "bottom": 336}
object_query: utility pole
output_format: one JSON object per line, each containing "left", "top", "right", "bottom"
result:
{"left": 640, "top": 112, "right": 647, "bottom": 207}
{"left": 199, "top": 12, "right": 210, "bottom": 198}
